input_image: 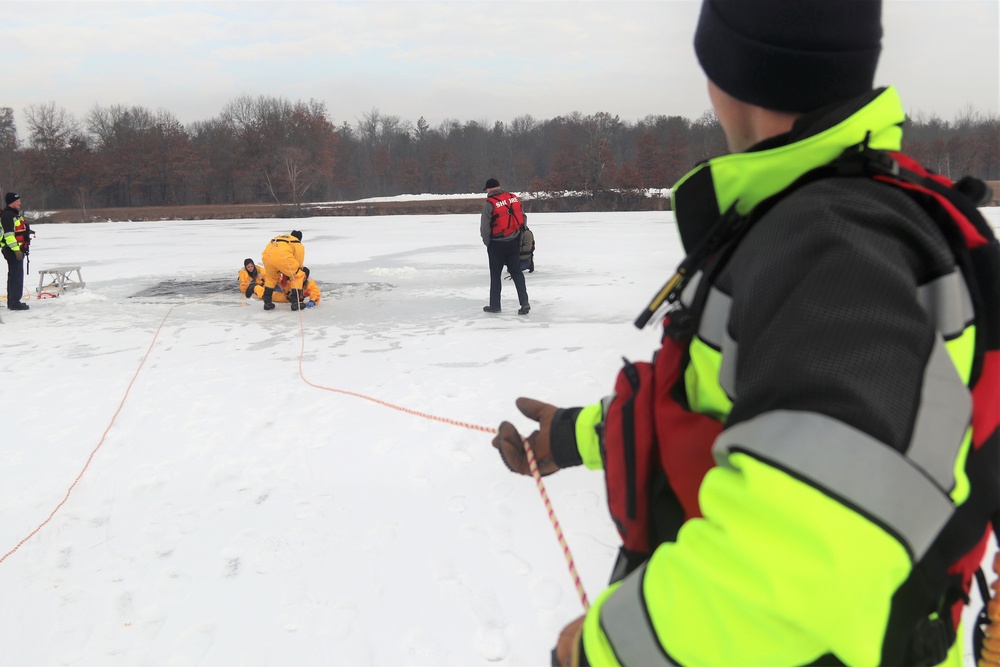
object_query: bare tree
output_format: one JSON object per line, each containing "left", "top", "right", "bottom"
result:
{"left": 579, "top": 112, "right": 622, "bottom": 198}
{"left": 690, "top": 110, "right": 726, "bottom": 162}
{"left": 0, "top": 107, "right": 19, "bottom": 193}
{"left": 23, "top": 102, "right": 84, "bottom": 208}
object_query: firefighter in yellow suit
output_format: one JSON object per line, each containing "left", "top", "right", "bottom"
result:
{"left": 242, "top": 258, "right": 296, "bottom": 302}
{"left": 300, "top": 267, "right": 322, "bottom": 307}
{"left": 261, "top": 230, "right": 305, "bottom": 311}
{"left": 239, "top": 258, "right": 265, "bottom": 298}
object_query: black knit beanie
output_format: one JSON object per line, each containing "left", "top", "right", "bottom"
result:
{"left": 695, "top": 0, "right": 882, "bottom": 113}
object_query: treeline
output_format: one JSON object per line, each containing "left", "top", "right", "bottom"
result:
{"left": 0, "top": 96, "right": 996, "bottom": 213}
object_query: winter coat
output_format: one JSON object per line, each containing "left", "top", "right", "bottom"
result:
{"left": 238, "top": 264, "right": 265, "bottom": 294}
{"left": 519, "top": 226, "right": 534, "bottom": 262}
{"left": 0, "top": 206, "right": 25, "bottom": 253}
{"left": 302, "top": 279, "right": 321, "bottom": 304}
{"left": 262, "top": 235, "right": 305, "bottom": 289}
{"left": 552, "top": 87, "right": 998, "bottom": 666}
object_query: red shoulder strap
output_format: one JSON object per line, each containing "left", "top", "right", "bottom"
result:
{"left": 878, "top": 152, "right": 990, "bottom": 249}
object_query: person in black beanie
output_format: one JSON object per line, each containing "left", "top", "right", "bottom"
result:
{"left": 238, "top": 257, "right": 265, "bottom": 299}
{"left": 1, "top": 192, "right": 29, "bottom": 310}
{"left": 480, "top": 178, "right": 529, "bottom": 314}
{"left": 490, "top": 1, "right": 1000, "bottom": 665}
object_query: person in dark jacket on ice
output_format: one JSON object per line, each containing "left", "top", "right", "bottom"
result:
{"left": 1, "top": 192, "right": 28, "bottom": 310}
{"left": 480, "top": 178, "right": 529, "bottom": 315}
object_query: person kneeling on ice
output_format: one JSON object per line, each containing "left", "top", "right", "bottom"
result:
{"left": 519, "top": 223, "right": 535, "bottom": 273}
{"left": 261, "top": 230, "right": 305, "bottom": 311}
{"left": 506, "top": 223, "right": 536, "bottom": 281}
{"left": 251, "top": 274, "right": 294, "bottom": 303}
{"left": 250, "top": 271, "right": 320, "bottom": 308}
{"left": 298, "top": 267, "right": 321, "bottom": 308}
{"left": 239, "top": 258, "right": 265, "bottom": 298}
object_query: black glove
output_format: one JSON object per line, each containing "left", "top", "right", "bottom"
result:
{"left": 244, "top": 283, "right": 255, "bottom": 298}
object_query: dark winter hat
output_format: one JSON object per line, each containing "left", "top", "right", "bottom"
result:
{"left": 243, "top": 258, "right": 255, "bottom": 268}
{"left": 694, "top": 0, "right": 882, "bottom": 113}
{"left": 302, "top": 267, "right": 310, "bottom": 279}
{"left": 290, "top": 230, "right": 303, "bottom": 240}
{"left": 5, "top": 192, "right": 20, "bottom": 206}
{"left": 483, "top": 178, "right": 500, "bottom": 191}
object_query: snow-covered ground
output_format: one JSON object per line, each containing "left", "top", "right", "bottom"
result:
{"left": 0, "top": 208, "right": 997, "bottom": 665}
{"left": 312, "top": 189, "right": 672, "bottom": 205}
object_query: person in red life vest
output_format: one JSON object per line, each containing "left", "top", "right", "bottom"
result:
{"left": 1, "top": 192, "right": 28, "bottom": 310}
{"left": 260, "top": 230, "right": 305, "bottom": 311}
{"left": 480, "top": 178, "right": 529, "bottom": 314}
{"left": 239, "top": 258, "right": 265, "bottom": 298}
{"left": 490, "top": 1, "right": 1000, "bottom": 665}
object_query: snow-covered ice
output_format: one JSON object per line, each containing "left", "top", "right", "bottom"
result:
{"left": 0, "top": 208, "right": 996, "bottom": 665}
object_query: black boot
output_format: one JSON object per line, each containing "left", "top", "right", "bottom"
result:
{"left": 262, "top": 287, "right": 275, "bottom": 310}
{"left": 289, "top": 289, "right": 301, "bottom": 311}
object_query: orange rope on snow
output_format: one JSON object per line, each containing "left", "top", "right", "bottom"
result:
{"left": 294, "top": 312, "right": 493, "bottom": 434}
{"left": 294, "top": 308, "right": 591, "bottom": 610}
{"left": 0, "top": 290, "right": 230, "bottom": 565}
{"left": 0, "top": 290, "right": 591, "bottom": 611}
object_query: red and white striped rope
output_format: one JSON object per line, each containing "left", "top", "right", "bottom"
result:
{"left": 295, "top": 308, "right": 590, "bottom": 610}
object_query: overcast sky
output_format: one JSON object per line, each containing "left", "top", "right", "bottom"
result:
{"left": 4, "top": 0, "right": 998, "bottom": 138}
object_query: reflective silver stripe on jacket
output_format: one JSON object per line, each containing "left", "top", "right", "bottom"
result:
{"left": 694, "top": 286, "right": 737, "bottom": 399}
{"left": 917, "top": 270, "right": 974, "bottom": 340}
{"left": 902, "top": 335, "right": 972, "bottom": 492}
{"left": 697, "top": 287, "right": 730, "bottom": 351}
{"left": 713, "top": 408, "right": 958, "bottom": 559}
{"left": 600, "top": 562, "right": 678, "bottom": 667}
